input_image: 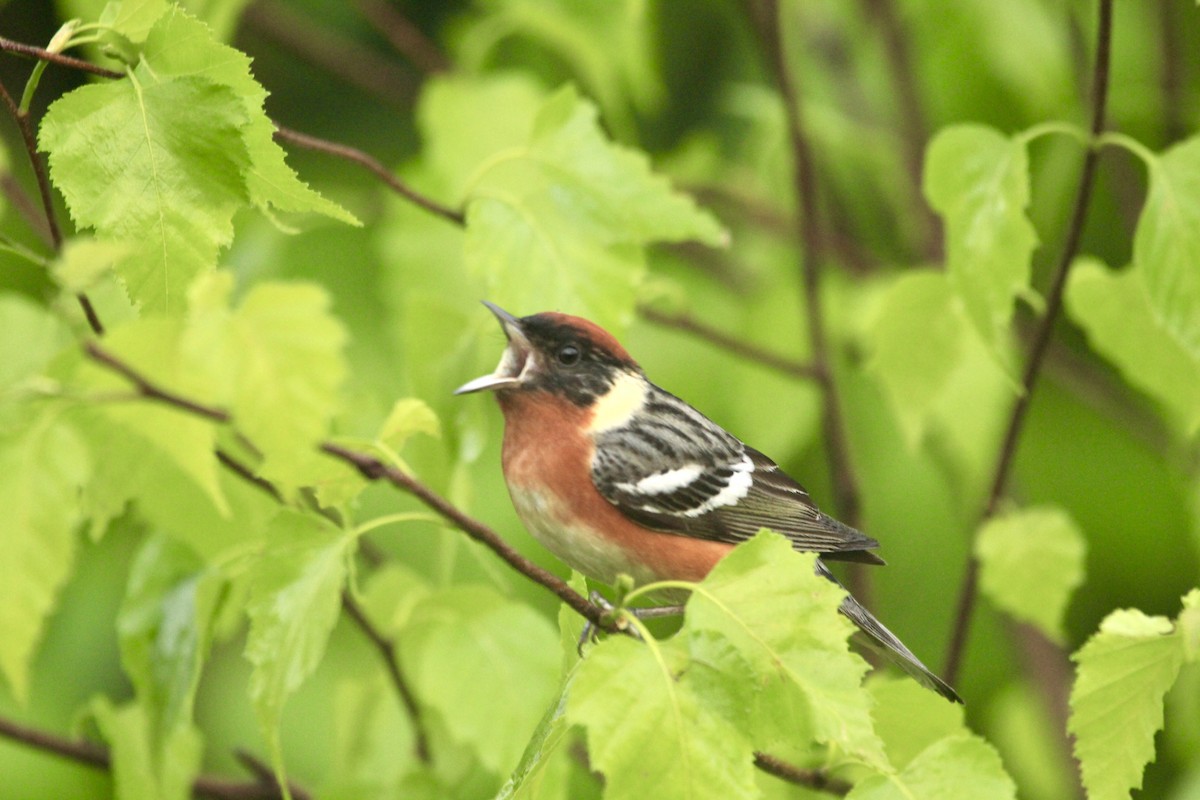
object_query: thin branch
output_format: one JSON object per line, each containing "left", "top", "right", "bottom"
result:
{"left": 753, "top": 752, "right": 851, "bottom": 796}
{"left": 353, "top": 0, "right": 451, "bottom": 74}
{"left": 0, "top": 36, "right": 124, "bottom": 79}
{"left": 752, "top": 1, "right": 867, "bottom": 603}
{"left": 0, "top": 72, "right": 104, "bottom": 334}
{"left": 0, "top": 713, "right": 309, "bottom": 800}
{"left": 228, "top": 750, "right": 313, "bottom": 800}
{"left": 78, "top": 342, "right": 605, "bottom": 628}
{"left": 273, "top": 125, "right": 466, "bottom": 226}
{"left": 320, "top": 442, "right": 607, "bottom": 627}
{"left": 340, "top": 591, "right": 431, "bottom": 763}
{"left": 0, "top": 173, "right": 54, "bottom": 247}
{"left": 638, "top": 305, "right": 817, "bottom": 381}
{"left": 241, "top": 0, "right": 417, "bottom": 111}
{"left": 84, "top": 342, "right": 230, "bottom": 423}
{"left": 942, "top": 0, "right": 1114, "bottom": 685}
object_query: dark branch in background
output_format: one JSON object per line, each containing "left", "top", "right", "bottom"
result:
{"left": 353, "top": 0, "right": 451, "bottom": 75}
{"left": 241, "top": 0, "right": 417, "bottom": 111}
{"left": 638, "top": 305, "right": 817, "bottom": 380}
{"left": 273, "top": 125, "right": 466, "bottom": 226}
{"left": 0, "top": 173, "right": 54, "bottom": 247}
{"left": 340, "top": 591, "right": 431, "bottom": 763}
{"left": 859, "top": 0, "right": 941, "bottom": 261}
{"left": 942, "top": 0, "right": 1114, "bottom": 685}
{"left": 1158, "top": 0, "right": 1186, "bottom": 142}
{"left": 753, "top": 752, "right": 850, "bottom": 796}
{"left": 0, "top": 714, "right": 311, "bottom": 800}
{"left": 751, "top": 1, "right": 868, "bottom": 603}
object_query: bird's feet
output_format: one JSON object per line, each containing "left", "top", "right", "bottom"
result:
{"left": 576, "top": 587, "right": 687, "bottom": 655}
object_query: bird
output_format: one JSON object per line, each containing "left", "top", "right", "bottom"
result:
{"left": 455, "top": 301, "right": 962, "bottom": 704}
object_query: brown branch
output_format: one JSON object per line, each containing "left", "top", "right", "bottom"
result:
{"left": 942, "top": 0, "right": 1113, "bottom": 685}
{"left": 273, "top": 125, "right": 466, "bottom": 226}
{"left": 638, "top": 305, "right": 817, "bottom": 381}
{"left": 79, "top": 341, "right": 604, "bottom": 628}
{"left": 241, "top": 0, "right": 417, "bottom": 111}
{"left": 753, "top": 752, "right": 851, "bottom": 796}
{"left": 320, "top": 442, "right": 606, "bottom": 627}
{"left": 751, "top": 1, "right": 867, "bottom": 603}
{"left": 0, "top": 36, "right": 124, "bottom": 79}
{"left": 0, "top": 173, "right": 54, "bottom": 247}
{"left": 353, "top": 0, "right": 451, "bottom": 74}
{"left": 340, "top": 591, "right": 431, "bottom": 763}
{"left": 0, "top": 714, "right": 309, "bottom": 800}
{"left": 0, "top": 72, "right": 103, "bottom": 334}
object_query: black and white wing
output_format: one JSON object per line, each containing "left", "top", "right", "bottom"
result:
{"left": 591, "top": 385, "right": 883, "bottom": 563}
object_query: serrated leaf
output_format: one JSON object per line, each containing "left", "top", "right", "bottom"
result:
{"left": 78, "top": 317, "right": 228, "bottom": 516}
{"left": 463, "top": 84, "right": 725, "bottom": 330}
{"left": 118, "top": 535, "right": 222, "bottom": 734}
{"left": 847, "top": 734, "right": 1016, "bottom": 800}
{"left": 245, "top": 511, "right": 351, "bottom": 790}
{"left": 1066, "top": 258, "right": 1200, "bottom": 432}
{"left": 0, "top": 295, "right": 70, "bottom": 391}
{"left": 1136, "top": 138, "right": 1200, "bottom": 355}
{"left": 1069, "top": 606, "right": 1186, "bottom": 800}
{"left": 53, "top": 237, "right": 133, "bottom": 294}
{"left": 139, "top": 9, "right": 357, "bottom": 225}
{"left": 683, "top": 532, "right": 885, "bottom": 766}
{"left": 40, "top": 72, "right": 250, "bottom": 314}
{"left": 183, "top": 273, "right": 347, "bottom": 489}
{"left": 398, "top": 587, "right": 559, "bottom": 775}
{"left": 924, "top": 124, "right": 1036, "bottom": 363}
{"left": 0, "top": 405, "right": 89, "bottom": 701}
{"left": 566, "top": 636, "right": 758, "bottom": 800}
{"left": 866, "top": 272, "right": 965, "bottom": 446}
{"left": 379, "top": 398, "right": 441, "bottom": 449}
{"left": 91, "top": 697, "right": 202, "bottom": 800}
{"left": 975, "top": 506, "right": 1086, "bottom": 643}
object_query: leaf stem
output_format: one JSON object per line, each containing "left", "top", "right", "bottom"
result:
{"left": 942, "top": 0, "right": 1114, "bottom": 686}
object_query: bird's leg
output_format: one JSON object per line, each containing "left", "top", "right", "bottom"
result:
{"left": 577, "top": 585, "right": 688, "bottom": 655}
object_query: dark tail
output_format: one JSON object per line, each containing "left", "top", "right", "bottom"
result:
{"left": 817, "top": 560, "right": 962, "bottom": 704}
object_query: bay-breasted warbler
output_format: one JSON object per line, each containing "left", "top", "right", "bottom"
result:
{"left": 456, "top": 302, "right": 960, "bottom": 703}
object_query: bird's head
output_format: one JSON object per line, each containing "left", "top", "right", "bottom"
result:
{"left": 455, "top": 302, "right": 643, "bottom": 407}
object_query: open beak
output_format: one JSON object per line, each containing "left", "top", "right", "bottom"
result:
{"left": 454, "top": 302, "right": 535, "bottom": 395}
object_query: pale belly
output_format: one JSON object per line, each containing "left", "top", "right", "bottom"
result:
{"left": 507, "top": 484, "right": 660, "bottom": 587}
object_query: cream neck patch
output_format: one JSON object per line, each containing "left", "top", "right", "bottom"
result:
{"left": 585, "top": 370, "right": 648, "bottom": 434}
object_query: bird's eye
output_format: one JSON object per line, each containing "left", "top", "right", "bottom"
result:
{"left": 556, "top": 344, "right": 582, "bottom": 366}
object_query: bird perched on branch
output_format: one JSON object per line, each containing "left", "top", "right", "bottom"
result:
{"left": 456, "top": 301, "right": 961, "bottom": 703}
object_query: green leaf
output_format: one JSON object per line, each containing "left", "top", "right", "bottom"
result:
{"left": 379, "top": 398, "right": 441, "bottom": 450}
{"left": 139, "top": 9, "right": 358, "bottom": 225}
{"left": 91, "top": 697, "right": 202, "bottom": 800}
{"left": 1181, "top": 590, "right": 1200, "bottom": 662}
{"left": 974, "top": 506, "right": 1086, "bottom": 643}
{"left": 924, "top": 124, "right": 1036, "bottom": 363}
{"left": 683, "top": 532, "right": 885, "bottom": 766}
{"left": 1135, "top": 138, "right": 1200, "bottom": 355}
{"left": 495, "top": 689, "right": 573, "bottom": 800}
{"left": 325, "top": 675, "right": 420, "bottom": 800}
{"left": 40, "top": 72, "right": 250, "bottom": 314}
{"left": 52, "top": 237, "right": 132, "bottom": 295}
{"left": 398, "top": 586, "right": 559, "bottom": 775}
{"left": 245, "top": 511, "right": 352, "bottom": 789}
{"left": 866, "top": 272, "right": 964, "bottom": 446}
{"left": 1069, "top": 605, "right": 1187, "bottom": 800}
{"left": 847, "top": 733, "right": 1016, "bottom": 800}
{"left": 0, "top": 295, "right": 70, "bottom": 391}
{"left": 867, "top": 675, "right": 965, "bottom": 770}
{"left": 566, "top": 636, "right": 758, "bottom": 800}
{"left": 183, "top": 273, "right": 347, "bottom": 489}
{"left": 0, "top": 405, "right": 89, "bottom": 701}
{"left": 464, "top": 84, "right": 725, "bottom": 330}
{"left": 118, "top": 535, "right": 222, "bottom": 733}
{"left": 1066, "top": 258, "right": 1200, "bottom": 432}
{"left": 77, "top": 317, "right": 228, "bottom": 516}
